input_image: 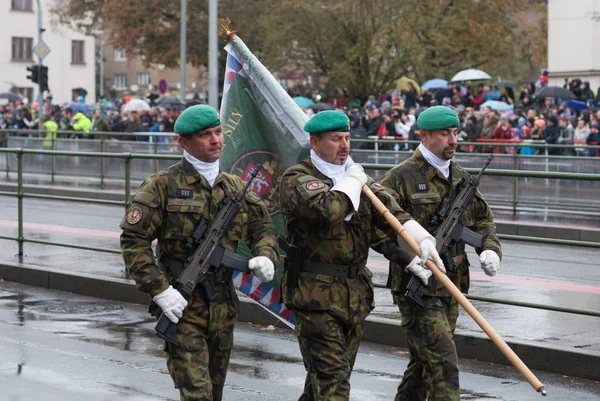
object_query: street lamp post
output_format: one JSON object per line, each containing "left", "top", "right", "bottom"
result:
{"left": 180, "top": 0, "right": 187, "bottom": 101}
{"left": 208, "top": 0, "right": 218, "bottom": 109}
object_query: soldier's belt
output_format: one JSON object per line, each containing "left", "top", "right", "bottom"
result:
{"left": 301, "top": 260, "right": 366, "bottom": 278}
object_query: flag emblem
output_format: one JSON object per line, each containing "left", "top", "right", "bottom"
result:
{"left": 126, "top": 206, "right": 143, "bottom": 225}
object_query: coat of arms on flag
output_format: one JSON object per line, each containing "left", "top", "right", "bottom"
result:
{"left": 218, "top": 18, "right": 311, "bottom": 327}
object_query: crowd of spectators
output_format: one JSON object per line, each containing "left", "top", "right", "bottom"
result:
{"left": 340, "top": 72, "right": 600, "bottom": 158}
{"left": 1, "top": 70, "right": 599, "bottom": 157}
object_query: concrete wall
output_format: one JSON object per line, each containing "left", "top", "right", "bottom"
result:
{"left": 0, "top": 1, "right": 96, "bottom": 104}
{"left": 548, "top": 0, "right": 600, "bottom": 91}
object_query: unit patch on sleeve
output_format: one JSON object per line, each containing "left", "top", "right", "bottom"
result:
{"left": 126, "top": 205, "right": 143, "bottom": 225}
{"left": 306, "top": 181, "right": 325, "bottom": 191}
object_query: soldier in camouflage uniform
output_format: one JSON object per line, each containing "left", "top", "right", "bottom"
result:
{"left": 279, "top": 110, "right": 446, "bottom": 401}
{"left": 120, "top": 105, "right": 279, "bottom": 401}
{"left": 379, "top": 106, "right": 502, "bottom": 401}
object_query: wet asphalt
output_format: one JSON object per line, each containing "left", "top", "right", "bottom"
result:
{"left": 1, "top": 281, "right": 600, "bottom": 401}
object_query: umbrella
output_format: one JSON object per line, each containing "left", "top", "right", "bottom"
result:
{"left": 480, "top": 100, "right": 514, "bottom": 111}
{"left": 311, "top": 102, "right": 335, "bottom": 111}
{"left": 565, "top": 100, "right": 588, "bottom": 112}
{"left": 535, "top": 86, "right": 576, "bottom": 100}
{"left": 292, "top": 96, "right": 314, "bottom": 108}
{"left": 450, "top": 68, "right": 491, "bottom": 82}
{"left": 155, "top": 95, "right": 186, "bottom": 110}
{"left": 0, "top": 92, "right": 22, "bottom": 102}
{"left": 421, "top": 79, "right": 448, "bottom": 90}
{"left": 492, "top": 80, "right": 519, "bottom": 88}
{"left": 122, "top": 98, "right": 151, "bottom": 112}
{"left": 396, "top": 76, "right": 421, "bottom": 95}
{"left": 67, "top": 103, "right": 93, "bottom": 113}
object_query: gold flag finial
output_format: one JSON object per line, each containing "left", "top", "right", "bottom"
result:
{"left": 218, "top": 18, "right": 237, "bottom": 41}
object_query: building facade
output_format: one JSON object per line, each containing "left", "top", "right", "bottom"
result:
{"left": 548, "top": 0, "right": 600, "bottom": 92}
{"left": 1, "top": 0, "right": 95, "bottom": 104}
{"left": 100, "top": 41, "right": 207, "bottom": 101}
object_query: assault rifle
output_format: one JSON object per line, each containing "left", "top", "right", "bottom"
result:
{"left": 405, "top": 154, "right": 494, "bottom": 307}
{"left": 155, "top": 165, "right": 262, "bottom": 346}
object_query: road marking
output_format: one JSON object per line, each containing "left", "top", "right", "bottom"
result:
{"left": 0, "top": 219, "right": 119, "bottom": 239}
{"left": 1, "top": 219, "right": 599, "bottom": 295}
{"left": 366, "top": 259, "right": 600, "bottom": 295}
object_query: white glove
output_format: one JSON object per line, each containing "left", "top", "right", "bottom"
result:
{"left": 152, "top": 285, "right": 188, "bottom": 324}
{"left": 249, "top": 256, "right": 275, "bottom": 283}
{"left": 402, "top": 220, "right": 446, "bottom": 273}
{"left": 479, "top": 250, "right": 500, "bottom": 277}
{"left": 405, "top": 256, "right": 432, "bottom": 285}
{"left": 331, "top": 164, "right": 368, "bottom": 213}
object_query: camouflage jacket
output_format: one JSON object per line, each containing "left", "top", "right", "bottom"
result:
{"left": 279, "top": 158, "right": 413, "bottom": 315}
{"left": 379, "top": 149, "right": 501, "bottom": 296}
{"left": 120, "top": 158, "right": 280, "bottom": 299}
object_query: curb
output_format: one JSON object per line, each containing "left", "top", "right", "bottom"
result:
{"left": 1, "top": 262, "right": 599, "bottom": 381}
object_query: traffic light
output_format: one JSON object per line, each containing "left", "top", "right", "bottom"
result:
{"left": 39, "top": 65, "right": 49, "bottom": 92}
{"left": 26, "top": 65, "right": 39, "bottom": 83}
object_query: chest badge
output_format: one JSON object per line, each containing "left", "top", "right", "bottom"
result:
{"left": 306, "top": 181, "right": 325, "bottom": 191}
{"left": 126, "top": 206, "right": 143, "bottom": 225}
{"left": 177, "top": 188, "right": 193, "bottom": 198}
{"left": 414, "top": 183, "right": 429, "bottom": 192}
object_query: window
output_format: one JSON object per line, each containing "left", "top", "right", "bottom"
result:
{"left": 71, "top": 40, "right": 85, "bottom": 64}
{"left": 14, "top": 87, "right": 33, "bottom": 103}
{"left": 137, "top": 72, "right": 150, "bottom": 86}
{"left": 11, "top": 0, "right": 33, "bottom": 11}
{"left": 114, "top": 74, "right": 127, "bottom": 89}
{"left": 114, "top": 49, "right": 126, "bottom": 61}
{"left": 12, "top": 37, "right": 33, "bottom": 61}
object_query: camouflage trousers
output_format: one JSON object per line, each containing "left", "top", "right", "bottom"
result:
{"left": 165, "top": 285, "right": 238, "bottom": 401}
{"left": 394, "top": 295, "right": 460, "bottom": 401}
{"left": 293, "top": 308, "right": 366, "bottom": 401}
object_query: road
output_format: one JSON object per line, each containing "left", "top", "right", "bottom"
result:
{"left": 1, "top": 281, "right": 599, "bottom": 401}
{"left": 0, "top": 197, "right": 599, "bottom": 354}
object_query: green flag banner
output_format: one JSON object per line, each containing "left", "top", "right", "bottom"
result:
{"left": 220, "top": 35, "right": 309, "bottom": 326}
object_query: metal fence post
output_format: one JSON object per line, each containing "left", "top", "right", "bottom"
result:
{"left": 153, "top": 137, "right": 159, "bottom": 173}
{"left": 512, "top": 146, "right": 518, "bottom": 215}
{"left": 124, "top": 153, "right": 132, "bottom": 209}
{"left": 51, "top": 135, "right": 56, "bottom": 184}
{"left": 5, "top": 152, "right": 9, "bottom": 178}
{"left": 17, "top": 149, "right": 24, "bottom": 262}
{"left": 100, "top": 139, "right": 105, "bottom": 187}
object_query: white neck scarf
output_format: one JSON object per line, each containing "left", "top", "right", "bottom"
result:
{"left": 418, "top": 143, "right": 451, "bottom": 179}
{"left": 310, "top": 149, "right": 347, "bottom": 185}
{"left": 183, "top": 150, "right": 220, "bottom": 187}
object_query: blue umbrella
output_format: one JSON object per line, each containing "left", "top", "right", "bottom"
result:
{"left": 292, "top": 96, "right": 314, "bottom": 108}
{"left": 480, "top": 100, "right": 513, "bottom": 111}
{"left": 565, "top": 100, "right": 587, "bottom": 112}
{"left": 421, "top": 79, "right": 448, "bottom": 90}
{"left": 67, "top": 103, "right": 93, "bottom": 113}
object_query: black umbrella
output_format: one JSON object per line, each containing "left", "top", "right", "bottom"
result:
{"left": 492, "top": 80, "right": 519, "bottom": 88}
{"left": 0, "top": 92, "right": 22, "bottom": 102}
{"left": 156, "top": 95, "right": 186, "bottom": 110}
{"left": 311, "top": 102, "right": 335, "bottom": 111}
{"left": 535, "top": 86, "right": 576, "bottom": 100}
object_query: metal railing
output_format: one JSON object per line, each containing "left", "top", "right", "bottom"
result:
{"left": 0, "top": 146, "right": 598, "bottom": 319}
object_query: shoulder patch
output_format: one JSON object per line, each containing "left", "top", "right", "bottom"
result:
{"left": 126, "top": 205, "right": 143, "bottom": 225}
{"left": 306, "top": 181, "right": 325, "bottom": 191}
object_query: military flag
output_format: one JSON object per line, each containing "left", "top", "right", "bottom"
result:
{"left": 218, "top": 19, "right": 310, "bottom": 327}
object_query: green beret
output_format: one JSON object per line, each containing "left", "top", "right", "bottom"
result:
{"left": 174, "top": 105, "right": 221, "bottom": 135}
{"left": 304, "top": 110, "right": 350, "bottom": 134}
{"left": 417, "top": 106, "right": 459, "bottom": 131}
